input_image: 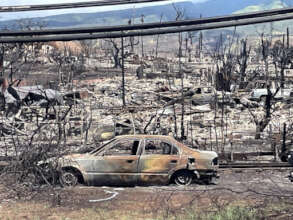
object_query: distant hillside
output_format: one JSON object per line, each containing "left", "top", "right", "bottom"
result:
{"left": 233, "top": 0, "right": 293, "bottom": 35}
{"left": 234, "top": 0, "right": 287, "bottom": 14}
{"left": 0, "top": 2, "right": 200, "bottom": 29}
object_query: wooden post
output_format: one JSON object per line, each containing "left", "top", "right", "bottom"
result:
{"left": 230, "top": 141, "right": 233, "bottom": 162}
{"left": 274, "top": 142, "right": 279, "bottom": 161}
{"left": 282, "top": 123, "right": 287, "bottom": 154}
{"left": 209, "top": 126, "right": 212, "bottom": 151}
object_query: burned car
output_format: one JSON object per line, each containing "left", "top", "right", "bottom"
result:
{"left": 57, "top": 135, "right": 219, "bottom": 186}
{"left": 249, "top": 88, "right": 293, "bottom": 102}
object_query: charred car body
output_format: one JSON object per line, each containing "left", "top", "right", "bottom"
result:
{"left": 57, "top": 135, "right": 219, "bottom": 186}
{"left": 249, "top": 88, "right": 293, "bottom": 102}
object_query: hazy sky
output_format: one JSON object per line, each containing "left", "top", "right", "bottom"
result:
{"left": 0, "top": 0, "right": 203, "bottom": 6}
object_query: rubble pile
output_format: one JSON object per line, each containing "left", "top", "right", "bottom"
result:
{"left": 0, "top": 61, "right": 292, "bottom": 160}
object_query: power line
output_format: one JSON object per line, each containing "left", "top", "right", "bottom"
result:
{"left": 1, "top": 6, "right": 293, "bottom": 37}
{"left": 1, "top": 12, "right": 293, "bottom": 43}
{"left": 0, "top": 0, "right": 169, "bottom": 12}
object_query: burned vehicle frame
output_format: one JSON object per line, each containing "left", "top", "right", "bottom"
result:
{"left": 57, "top": 135, "right": 219, "bottom": 186}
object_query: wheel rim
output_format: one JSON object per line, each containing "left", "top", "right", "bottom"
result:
{"left": 175, "top": 172, "right": 192, "bottom": 185}
{"left": 61, "top": 172, "right": 77, "bottom": 186}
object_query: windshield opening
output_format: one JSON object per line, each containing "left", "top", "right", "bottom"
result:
{"left": 89, "top": 139, "right": 116, "bottom": 155}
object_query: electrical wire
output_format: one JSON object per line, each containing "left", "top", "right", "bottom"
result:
{"left": 1, "top": 11, "right": 293, "bottom": 43}
{"left": 0, "top": 0, "right": 169, "bottom": 12}
{"left": 0, "top": 6, "right": 293, "bottom": 37}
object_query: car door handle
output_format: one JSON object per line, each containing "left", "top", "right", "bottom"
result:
{"left": 170, "top": 160, "right": 177, "bottom": 164}
{"left": 126, "top": 160, "right": 134, "bottom": 163}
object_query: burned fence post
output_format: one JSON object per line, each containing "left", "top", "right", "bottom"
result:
{"left": 269, "top": 124, "right": 278, "bottom": 161}
{"left": 282, "top": 123, "right": 287, "bottom": 157}
{"left": 230, "top": 141, "right": 233, "bottom": 162}
{"left": 209, "top": 125, "right": 212, "bottom": 151}
{"left": 173, "top": 103, "right": 178, "bottom": 138}
{"left": 274, "top": 141, "right": 278, "bottom": 162}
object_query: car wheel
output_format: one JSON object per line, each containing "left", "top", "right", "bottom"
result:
{"left": 174, "top": 170, "right": 193, "bottom": 186}
{"left": 59, "top": 171, "right": 78, "bottom": 187}
{"left": 281, "top": 155, "right": 288, "bottom": 162}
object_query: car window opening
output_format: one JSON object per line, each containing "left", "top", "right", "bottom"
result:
{"left": 144, "top": 139, "right": 178, "bottom": 155}
{"left": 132, "top": 140, "right": 139, "bottom": 155}
{"left": 104, "top": 139, "right": 139, "bottom": 156}
{"left": 90, "top": 139, "right": 115, "bottom": 155}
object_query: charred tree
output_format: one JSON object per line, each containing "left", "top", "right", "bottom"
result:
{"left": 271, "top": 39, "right": 293, "bottom": 89}
{"left": 236, "top": 39, "right": 251, "bottom": 85}
{"left": 105, "top": 38, "right": 138, "bottom": 69}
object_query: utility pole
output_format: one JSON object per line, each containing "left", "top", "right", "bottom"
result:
{"left": 141, "top": 14, "right": 145, "bottom": 58}
{"left": 0, "top": 45, "right": 4, "bottom": 77}
{"left": 199, "top": 14, "right": 203, "bottom": 57}
{"left": 121, "top": 37, "right": 126, "bottom": 106}
{"left": 155, "top": 14, "right": 163, "bottom": 59}
{"left": 287, "top": 27, "right": 290, "bottom": 48}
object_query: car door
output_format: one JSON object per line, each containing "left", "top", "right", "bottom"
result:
{"left": 85, "top": 138, "right": 142, "bottom": 186}
{"left": 138, "top": 138, "right": 180, "bottom": 185}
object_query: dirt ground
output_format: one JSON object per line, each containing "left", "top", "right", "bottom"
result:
{"left": 0, "top": 169, "right": 293, "bottom": 219}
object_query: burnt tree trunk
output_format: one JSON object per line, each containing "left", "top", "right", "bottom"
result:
{"left": 113, "top": 52, "right": 121, "bottom": 68}
{"left": 255, "top": 87, "right": 272, "bottom": 139}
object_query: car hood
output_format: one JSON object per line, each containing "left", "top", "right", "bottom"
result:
{"left": 61, "top": 153, "right": 88, "bottom": 161}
